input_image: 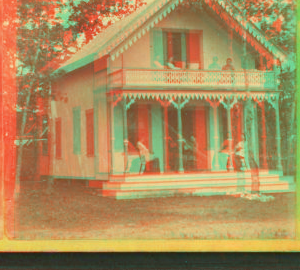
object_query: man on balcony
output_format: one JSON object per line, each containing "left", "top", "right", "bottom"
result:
{"left": 208, "top": 56, "right": 221, "bottom": 70}
{"left": 222, "top": 58, "right": 235, "bottom": 70}
{"left": 222, "top": 58, "right": 235, "bottom": 85}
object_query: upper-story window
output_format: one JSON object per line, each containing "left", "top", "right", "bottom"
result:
{"left": 152, "top": 29, "right": 203, "bottom": 69}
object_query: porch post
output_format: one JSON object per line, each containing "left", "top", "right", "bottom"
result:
{"left": 251, "top": 102, "right": 259, "bottom": 166}
{"left": 275, "top": 98, "right": 283, "bottom": 171}
{"left": 257, "top": 100, "right": 268, "bottom": 169}
{"left": 123, "top": 99, "right": 128, "bottom": 173}
{"left": 213, "top": 105, "right": 220, "bottom": 170}
{"left": 177, "top": 104, "right": 184, "bottom": 173}
{"left": 206, "top": 99, "right": 220, "bottom": 171}
{"left": 110, "top": 99, "right": 115, "bottom": 174}
{"left": 226, "top": 104, "right": 234, "bottom": 171}
{"left": 163, "top": 106, "right": 170, "bottom": 172}
{"left": 169, "top": 97, "right": 189, "bottom": 173}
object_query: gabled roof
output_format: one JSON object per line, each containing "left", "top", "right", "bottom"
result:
{"left": 58, "top": 0, "right": 288, "bottom": 74}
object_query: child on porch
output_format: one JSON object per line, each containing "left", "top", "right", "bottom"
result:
{"left": 234, "top": 133, "right": 248, "bottom": 171}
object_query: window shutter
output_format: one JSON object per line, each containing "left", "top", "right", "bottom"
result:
{"left": 152, "top": 29, "right": 164, "bottom": 68}
{"left": 86, "top": 109, "right": 94, "bottom": 157}
{"left": 73, "top": 106, "right": 81, "bottom": 154}
{"left": 55, "top": 118, "right": 62, "bottom": 159}
{"left": 167, "top": 32, "right": 173, "bottom": 61}
{"left": 186, "top": 32, "right": 203, "bottom": 68}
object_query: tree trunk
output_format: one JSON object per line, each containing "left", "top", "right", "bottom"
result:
{"left": 15, "top": 91, "right": 32, "bottom": 199}
{"left": 287, "top": 99, "right": 296, "bottom": 175}
{"left": 15, "top": 42, "right": 42, "bottom": 199}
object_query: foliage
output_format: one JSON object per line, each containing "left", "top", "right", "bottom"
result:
{"left": 12, "top": 0, "right": 146, "bottom": 194}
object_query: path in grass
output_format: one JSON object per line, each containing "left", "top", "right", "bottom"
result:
{"left": 15, "top": 182, "right": 295, "bottom": 240}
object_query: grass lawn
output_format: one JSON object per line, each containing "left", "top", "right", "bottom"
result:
{"left": 15, "top": 181, "right": 296, "bottom": 240}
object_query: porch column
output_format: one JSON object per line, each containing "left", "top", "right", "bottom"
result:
{"left": 213, "top": 106, "right": 220, "bottom": 170}
{"left": 226, "top": 105, "right": 234, "bottom": 171}
{"left": 257, "top": 100, "right": 268, "bottom": 169}
{"left": 123, "top": 97, "right": 136, "bottom": 173}
{"left": 251, "top": 102, "right": 259, "bottom": 166}
{"left": 177, "top": 105, "right": 184, "bottom": 173}
{"left": 110, "top": 99, "right": 115, "bottom": 174}
{"left": 151, "top": 104, "right": 164, "bottom": 173}
{"left": 170, "top": 98, "right": 189, "bottom": 173}
{"left": 164, "top": 106, "right": 169, "bottom": 172}
{"left": 207, "top": 99, "right": 220, "bottom": 171}
{"left": 123, "top": 99, "right": 128, "bottom": 173}
{"left": 156, "top": 99, "right": 171, "bottom": 172}
{"left": 221, "top": 98, "right": 236, "bottom": 171}
{"left": 275, "top": 98, "right": 283, "bottom": 171}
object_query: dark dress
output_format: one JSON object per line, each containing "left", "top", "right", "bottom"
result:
{"left": 248, "top": 152, "right": 260, "bottom": 194}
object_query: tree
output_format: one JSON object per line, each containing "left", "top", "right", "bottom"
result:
{"left": 14, "top": 0, "right": 146, "bottom": 198}
{"left": 233, "top": 0, "right": 296, "bottom": 173}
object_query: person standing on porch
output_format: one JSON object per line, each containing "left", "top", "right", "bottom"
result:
{"left": 234, "top": 133, "right": 260, "bottom": 197}
{"left": 234, "top": 133, "right": 249, "bottom": 171}
{"left": 208, "top": 56, "right": 221, "bottom": 70}
{"left": 184, "top": 136, "right": 198, "bottom": 171}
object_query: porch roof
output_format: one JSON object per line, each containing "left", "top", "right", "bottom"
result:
{"left": 58, "top": 0, "right": 288, "bottom": 74}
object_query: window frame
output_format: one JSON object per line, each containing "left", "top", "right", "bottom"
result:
{"left": 162, "top": 28, "right": 203, "bottom": 69}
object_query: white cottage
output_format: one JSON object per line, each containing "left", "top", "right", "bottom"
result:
{"left": 41, "top": 0, "right": 293, "bottom": 199}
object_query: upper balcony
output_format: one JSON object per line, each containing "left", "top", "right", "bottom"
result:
{"left": 108, "top": 69, "right": 278, "bottom": 91}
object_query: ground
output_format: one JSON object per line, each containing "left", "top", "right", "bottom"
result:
{"left": 14, "top": 181, "right": 296, "bottom": 240}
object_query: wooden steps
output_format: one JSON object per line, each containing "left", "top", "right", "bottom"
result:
{"left": 101, "top": 171, "right": 295, "bottom": 199}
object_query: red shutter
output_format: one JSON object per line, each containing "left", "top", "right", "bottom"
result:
{"left": 186, "top": 32, "right": 203, "bottom": 68}
{"left": 167, "top": 32, "right": 173, "bottom": 60}
{"left": 86, "top": 109, "right": 94, "bottom": 157}
{"left": 55, "top": 118, "right": 62, "bottom": 159}
{"left": 194, "top": 107, "right": 208, "bottom": 170}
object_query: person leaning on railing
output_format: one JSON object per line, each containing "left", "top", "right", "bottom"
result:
{"left": 167, "top": 57, "right": 181, "bottom": 70}
{"left": 221, "top": 58, "right": 235, "bottom": 85}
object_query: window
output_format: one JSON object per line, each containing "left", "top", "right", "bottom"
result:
{"left": 73, "top": 106, "right": 81, "bottom": 155}
{"left": 162, "top": 30, "right": 203, "bottom": 69}
{"left": 86, "top": 109, "right": 94, "bottom": 157}
{"left": 41, "top": 115, "right": 48, "bottom": 156}
{"left": 55, "top": 117, "right": 62, "bottom": 159}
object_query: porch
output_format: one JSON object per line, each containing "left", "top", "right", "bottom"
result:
{"left": 108, "top": 90, "right": 283, "bottom": 176}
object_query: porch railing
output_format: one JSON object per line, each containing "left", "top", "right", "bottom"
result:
{"left": 109, "top": 69, "right": 277, "bottom": 90}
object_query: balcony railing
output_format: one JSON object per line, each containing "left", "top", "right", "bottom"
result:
{"left": 109, "top": 69, "right": 277, "bottom": 90}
